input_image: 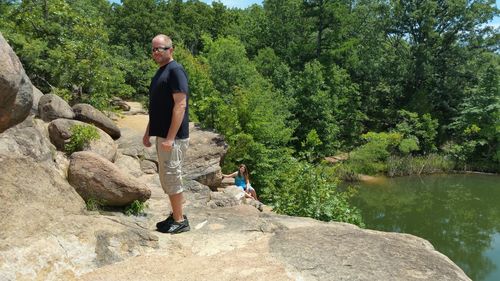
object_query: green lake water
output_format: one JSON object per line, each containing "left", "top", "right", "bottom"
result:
{"left": 348, "top": 174, "right": 500, "bottom": 281}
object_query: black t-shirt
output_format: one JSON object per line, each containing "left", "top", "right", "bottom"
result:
{"left": 148, "top": 60, "right": 189, "bottom": 139}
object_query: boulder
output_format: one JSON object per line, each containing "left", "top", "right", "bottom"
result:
{"left": 72, "top": 103, "right": 121, "bottom": 140}
{"left": 68, "top": 151, "right": 151, "bottom": 206}
{"left": 0, "top": 157, "right": 85, "bottom": 243}
{"left": 0, "top": 116, "right": 55, "bottom": 163}
{"left": 111, "top": 97, "right": 131, "bottom": 111}
{"left": 116, "top": 127, "right": 157, "bottom": 162}
{"left": 140, "top": 159, "right": 157, "bottom": 174}
{"left": 0, "top": 32, "right": 30, "bottom": 133}
{"left": 48, "top": 118, "right": 117, "bottom": 162}
{"left": 183, "top": 123, "right": 227, "bottom": 189}
{"left": 121, "top": 101, "right": 146, "bottom": 115}
{"left": 207, "top": 186, "right": 245, "bottom": 209}
{"left": 38, "top": 93, "right": 75, "bottom": 122}
{"left": 7, "top": 72, "right": 33, "bottom": 128}
{"left": 221, "top": 176, "right": 235, "bottom": 188}
{"left": 114, "top": 153, "right": 144, "bottom": 178}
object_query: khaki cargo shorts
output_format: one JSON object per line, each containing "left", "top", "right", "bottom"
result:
{"left": 156, "top": 137, "right": 189, "bottom": 195}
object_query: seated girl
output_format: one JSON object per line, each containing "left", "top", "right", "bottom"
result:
{"left": 222, "top": 164, "right": 258, "bottom": 200}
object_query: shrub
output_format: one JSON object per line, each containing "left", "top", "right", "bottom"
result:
{"left": 124, "top": 200, "right": 148, "bottom": 216}
{"left": 262, "top": 160, "right": 364, "bottom": 227}
{"left": 347, "top": 132, "right": 402, "bottom": 175}
{"left": 65, "top": 124, "right": 100, "bottom": 155}
{"left": 394, "top": 110, "right": 438, "bottom": 154}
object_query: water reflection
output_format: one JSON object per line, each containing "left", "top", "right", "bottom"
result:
{"left": 349, "top": 174, "right": 500, "bottom": 281}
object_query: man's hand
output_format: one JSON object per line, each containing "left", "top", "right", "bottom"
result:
{"left": 143, "top": 134, "right": 152, "bottom": 147}
{"left": 160, "top": 139, "right": 174, "bottom": 151}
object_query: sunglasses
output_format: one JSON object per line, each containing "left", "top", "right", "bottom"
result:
{"left": 152, "top": 46, "right": 171, "bottom": 53}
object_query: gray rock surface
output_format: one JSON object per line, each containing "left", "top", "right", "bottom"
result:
{"left": 116, "top": 127, "right": 157, "bottom": 162}
{"left": 208, "top": 186, "right": 245, "bottom": 209}
{"left": 73, "top": 103, "right": 121, "bottom": 140}
{"left": 183, "top": 123, "right": 227, "bottom": 189}
{"left": 38, "top": 93, "right": 75, "bottom": 122}
{"left": 68, "top": 151, "right": 151, "bottom": 206}
{"left": 7, "top": 72, "right": 33, "bottom": 128}
{"left": 114, "top": 153, "right": 144, "bottom": 177}
{"left": 269, "top": 222, "right": 467, "bottom": 280}
{"left": 0, "top": 116, "right": 54, "bottom": 163}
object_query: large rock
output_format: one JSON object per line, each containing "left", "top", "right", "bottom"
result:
{"left": 0, "top": 32, "right": 31, "bottom": 133}
{"left": 73, "top": 103, "right": 121, "bottom": 140}
{"left": 48, "top": 118, "right": 117, "bottom": 162}
{"left": 207, "top": 186, "right": 245, "bottom": 209}
{"left": 268, "top": 219, "right": 470, "bottom": 281}
{"left": 77, "top": 205, "right": 471, "bottom": 281}
{"left": 7, "top": 72, "right": 33, "bottom": 128}
{"left": 68, "top": 151, "right": 151, "bottom": 206}
{"left": 0, "top": 116, "right": 54, "bottom": 163}
{"left": 184, "top": 123, "right": 227, "bottom": 189}
{"left": 0, "top": 157, "right": 85, "bottom": 245}
{"left": 38, "top": 93, "right": 75, "bottom": 122}
{"left": 116, "top": 127, "right": 157, "bottom": 162}
{"left": 0, "top": 144, "right": 157, "bottom": 281}
{"left": 111, "top": 96, "right": 131, "bottom": 111}
{"left": 114, "top": 153, "right": 144, "bottom": 178}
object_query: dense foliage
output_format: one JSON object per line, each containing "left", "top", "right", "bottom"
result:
{"left": 2, "top": 0, "right": 499, "bottom": 226}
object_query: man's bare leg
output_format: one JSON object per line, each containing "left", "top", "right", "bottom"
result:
{"left": 169, "top": 192, "right": 184, "bottom": 222}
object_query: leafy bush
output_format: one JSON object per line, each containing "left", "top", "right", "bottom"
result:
{"left": 394, "top": 110, "right": 438, "bottom": 154}
{"left": 398, "top": 137, "right": 420, "bottom": 155}
{"left": 347, "top": 132, "right": 402, "bottom": 175}
{"left": 262, "top": 160, "right": 364, "bottom": 227}
{"left": 65, "top": 124, "right": 100, "bottom": 155}
{"left": 124, "top": 200, "right": 148, "bottom": 216}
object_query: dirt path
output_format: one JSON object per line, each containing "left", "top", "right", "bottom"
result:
{"left": 116, "top": 114, "right": 148, "bottom": 134}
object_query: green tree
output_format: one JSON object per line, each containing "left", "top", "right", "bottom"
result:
{"left": 393, "top": 110, "right": 439, "bottom": 154}
{"left": 263, "top": 0, "right": 309, "bottom": 68}
{"left": 292, "top": 60, "right": 339, "bottom": 157}
{"left": 389, "top": 0, "right": 498, "bottom": 130}
{"left": 3, "top": 0, "right": 132, "bottom": 108}
{"left": 448, "top": 62, "right": 500, "bottom": 170}
{"left": 203, "top": 36, "right": 258, "bottom": 95}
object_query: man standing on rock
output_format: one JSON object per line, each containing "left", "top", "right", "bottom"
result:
{"left": 143, "top": 34, "right": 190, "bottom": 234}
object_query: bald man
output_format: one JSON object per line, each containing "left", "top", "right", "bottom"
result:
{"left": 143, "top": 34, "right": 190, "bottom": 234}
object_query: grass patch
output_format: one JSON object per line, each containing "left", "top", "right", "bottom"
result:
{"left": 124, "top": 200, "right": 148, "bottom": 216}
{"left": 85, "top": 197, "right": 105, "bottom": 211}
{"left": 387, "top": 154, "right": 454, "bottom": 177}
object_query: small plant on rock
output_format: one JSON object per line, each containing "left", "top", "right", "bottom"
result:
{"left": 125, "top": 200, "right": 148, "bottom": 216}
{"left": 65, "top": 124, "right": 100, "bottom": 155}
{"left": 85, "top": 197, "right": 105, "bottom": 211}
